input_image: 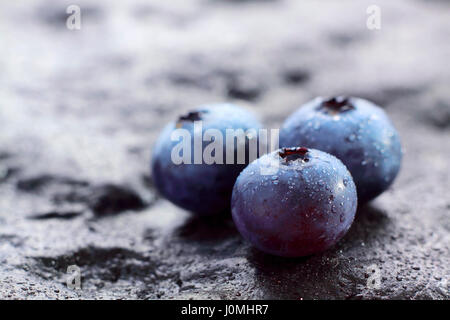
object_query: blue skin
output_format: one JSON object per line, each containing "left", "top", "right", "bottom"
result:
{"left": 280, "top": 96, "right": 402, "bottom": 203}
{"left": 151, "top": 103, "right": 262, "bottom": 215}
{"left": 231, "top": 147, "right": 357, "bottom": 257}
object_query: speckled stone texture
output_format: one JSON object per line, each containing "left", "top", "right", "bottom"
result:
{"left": 0, "top": 0, "right": 449, "bottom": 299}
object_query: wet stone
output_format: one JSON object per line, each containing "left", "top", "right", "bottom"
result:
{"left": 0, "top": 0, "right": 448, "bottom": 300}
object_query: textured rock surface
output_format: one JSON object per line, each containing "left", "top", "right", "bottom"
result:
{"left": 0, "top": 0, "right": 449, "bottom": 299}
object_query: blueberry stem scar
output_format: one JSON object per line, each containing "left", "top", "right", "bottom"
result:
{"left": 178, "top": 110, "right": 206, "bottom": 122}
{"left": 320, "top": 96, "right": 355, "bottom": 114}
{"left": 176, "top": 110, "right": 207, "bottom": 128}
{"left": 279, "top": 147, "right": 309, "bottom": 162}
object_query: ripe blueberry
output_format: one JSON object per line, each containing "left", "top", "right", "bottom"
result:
{"left": 151, "top": 103, "right": 262, "bottom": 215}
{"left": 231, "top": 147, "right": 357, "bottom": 257}
{"left": 280, "top": 96, "right": 402, "bottom": 203}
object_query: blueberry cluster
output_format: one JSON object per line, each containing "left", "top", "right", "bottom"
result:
{"left": 151, "top": 97, "right": 402, "bottom": 257}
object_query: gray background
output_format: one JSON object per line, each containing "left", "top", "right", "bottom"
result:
{"left": 0, "top": 0, "right": 449, "bottom": 299}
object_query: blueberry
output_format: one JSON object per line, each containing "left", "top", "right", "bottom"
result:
{"left": 151, "top": 103, "right": 262, "bottom": 215}
{"left": 231, "top": 147, "right": 357, "bottom": 257}
{"left": 280, "top": 96, "right": 402, "bottom": 203}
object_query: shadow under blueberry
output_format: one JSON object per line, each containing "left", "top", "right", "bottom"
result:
{"left": 246, "top": 247, "right": 357, "bottom": 299}
{"left": 245, "top": 204, "right": 390, "bottom": 299}
{"left": 172, "top": 213, "right": 244, "bottom": 258}
{"left": 175, "top": 213, "right": 239, "bottom": 243}
{"left": 339, "top": 203, "right": 391, "bottom": 249}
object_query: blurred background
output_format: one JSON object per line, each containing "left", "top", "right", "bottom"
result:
{"left": 0, "top": 0, "right": 448, "bottom": 299}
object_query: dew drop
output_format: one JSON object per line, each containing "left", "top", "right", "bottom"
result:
{"left": 343, "top": 178, "right": 348, "bottom": 187}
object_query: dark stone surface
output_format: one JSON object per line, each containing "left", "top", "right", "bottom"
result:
{"left": 0, "top": 0, "right": 448, "bottom": 299}
{"left": 87, "top": 184, "right": 146, "bottom": 216}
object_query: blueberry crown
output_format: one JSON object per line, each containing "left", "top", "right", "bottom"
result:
{"left": 279, "top": 147, "right": 310, "bottom": 163}
{"left": 178, "top": 110, "right": 205, "bottom": 122}
{"left": 319, "top": 96, "right": 355, "bottom": 114}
